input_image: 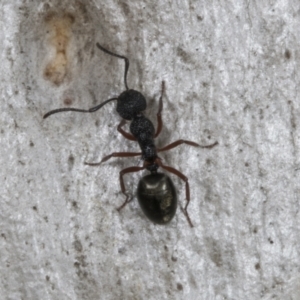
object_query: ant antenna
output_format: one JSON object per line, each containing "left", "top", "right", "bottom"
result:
{"left": 43, "top": 43, "right": 131, "bottom": 119}
{"left": 96, "top": 43, "right": 130, "bottom": 91}
{"left": 43, "top": 97, "right": 118, "bottom": 119}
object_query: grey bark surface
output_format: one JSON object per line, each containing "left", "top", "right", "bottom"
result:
{"left": 1, "top": 1, "right": 300, "bottom": 299}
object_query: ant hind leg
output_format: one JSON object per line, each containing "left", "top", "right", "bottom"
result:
{"left": 158, "top": 162, "right": 194, "bottom": 227}
{"left": 117, "top": 166, "right": 145, "bottom": 211}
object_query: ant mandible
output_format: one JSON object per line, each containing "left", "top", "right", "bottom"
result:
{"left": 43, "top": 42, "right": 218, "bottom": 227}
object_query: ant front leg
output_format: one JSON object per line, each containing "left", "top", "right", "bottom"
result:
{"left": 85, "top": 151, "right": 141, "bottom": 166}
{"left": 117, "top": 119, "right": 136, "bottom": 141}
{"left": 154, "top": 81, "right": 165, "bottom": 138}
{"left": 118, "top": 166, "right": 145, "bottom": 211}
{"left": 158, "top": 140, "right": 218, "bottom": 152}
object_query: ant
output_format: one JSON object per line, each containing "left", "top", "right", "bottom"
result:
{"left": 43, "top": 43, "right": 218, "bottom": 227}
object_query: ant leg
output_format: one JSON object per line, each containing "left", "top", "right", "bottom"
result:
{"left": 43, "top": 97, "right": 118, "bottom": 119}
{"left": 85, "top": 151, "right": 141, "bottom": 166}
{"left": 158, "top": 162, "right": 194, "bottom": 227}
{"left": 117, "top": 119, "right": 136, "bottom": 141}
{"left": 118, "top": 166, "right": 145, "bottom": 211}
{"left": 154, "top": 81, "right": 165, "bottom": 138}
{"left": 96, "top": 43, "right": 129, "bottom": 91}
{"left": 158, "top": 140, "right": 218, "bottom": 152}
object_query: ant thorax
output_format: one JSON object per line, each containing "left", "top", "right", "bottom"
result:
{"left": 130, "top": 114, "right": 155, "bottom": 141}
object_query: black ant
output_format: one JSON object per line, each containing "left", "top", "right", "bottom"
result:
{"left": 43, "top": 43, "right": 218, "bottom": 227}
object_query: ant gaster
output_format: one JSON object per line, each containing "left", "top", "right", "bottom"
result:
{"left": 44, "top": 43, "right": 218, "bottom": 227}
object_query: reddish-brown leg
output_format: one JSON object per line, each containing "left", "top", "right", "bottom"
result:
{"left": 118, "top": 166, "right": 145, "bottom": 211}
{"left": 85, "top": 151, "right": 141, "bottom": 166}
{"left": 117, "top": 119, "right": 136, "bottom": 141}
{"left": 158, "top": 140, "right": 218, "bottom": 152}
{"left": 154, "top": 81, "right": 165, "bottom": 138}
{"left": 157, "top": 161, "right": 194, "bottom": 227}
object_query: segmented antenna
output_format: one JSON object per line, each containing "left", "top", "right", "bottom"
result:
{"left": 96, "top": 43, "right": 130, "bottom": 91}
{"left": 43, "top": 43, "right": 131, "bottom": 119}
{"left": 43, "top": 97, "right": 117, "bottom": 119}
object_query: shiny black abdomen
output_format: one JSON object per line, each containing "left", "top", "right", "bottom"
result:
{"left": 137, "top": 173, "right": 177, "bottom": 224}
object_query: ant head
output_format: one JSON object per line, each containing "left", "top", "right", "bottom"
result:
{"left": 117, "top": 90, "right": 147, "bottom": 120}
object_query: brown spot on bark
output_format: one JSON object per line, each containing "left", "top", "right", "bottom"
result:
{"left": 44, "top": 13, "right": 75, "bottom": 85}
